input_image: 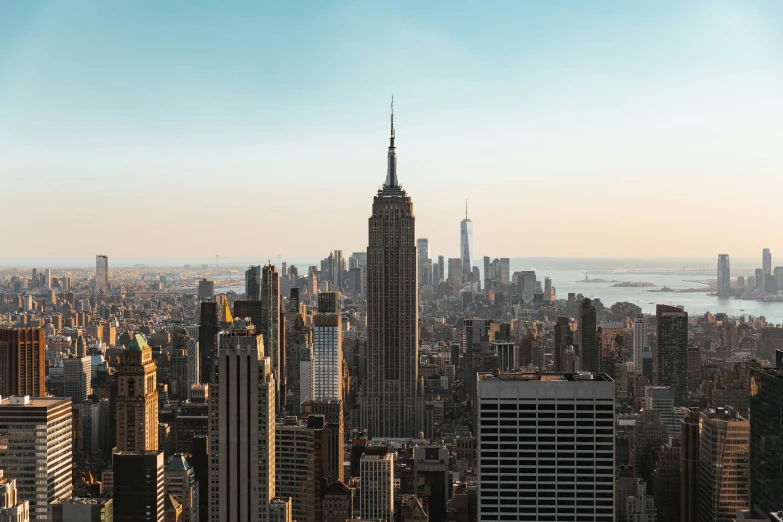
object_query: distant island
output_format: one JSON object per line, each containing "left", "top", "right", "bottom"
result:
{"left": 611, "top": 281, "right": 655, "bottom": 288}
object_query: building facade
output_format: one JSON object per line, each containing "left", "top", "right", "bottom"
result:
{"left": 0, "top": 328, "right": 45, "bottom": 398}
{"left": 656, "top": 305, "right": 688, "bottom": 405}
{"left": 361, "top": 105, "right": 421, "bottom": 438}
{"left": 476, "top": 372, "right": 615, "bottom": 522}
{"left": 113, "top": 451, "right": 166, "bottom": 522}
{"left": 360, "top": 448, "right": 394, "bottom": 522}
{"left": 116, "top": 334, "right": 159, "bottom": 452}
{"left": 96, "top": 255, "right": 109, "bottom": 296}
{"left": 717, "top": 254, "right": 731, "bottom": 296}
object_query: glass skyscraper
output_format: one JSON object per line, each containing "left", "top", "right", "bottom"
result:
{"left": 749, "top": 366, "right": 783, "bottom": 517}
{"left": 460, "top": 203, "right": 473, "bottom": 283}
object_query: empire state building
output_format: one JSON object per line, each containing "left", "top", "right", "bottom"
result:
{"left": 361, "top": 102, "right": 422, "bottom": 438}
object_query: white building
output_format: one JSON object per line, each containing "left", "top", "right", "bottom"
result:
{"left": 313, "top": 309, "right": 342, "bottom": 401}
{"left": 64, "top": 356, "right": 91, "bottom": 403}
{"left": 644, "top": 386, "right": 678, "bottom": 436}
{"left": 633, "top": 316, "right": 649, "bottom": 372}
{"left": 360, "top": 448, "right": 395, "bottom": 522}
{"left": 477, "top": 372, "right": 615, "bottom": 521}
{"left": 209, "top": 332, "right": 275, "bottom": 522}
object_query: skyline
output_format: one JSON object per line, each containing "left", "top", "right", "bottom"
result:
{"left": 2, "top": 1, "right": 783, "bottom": 259}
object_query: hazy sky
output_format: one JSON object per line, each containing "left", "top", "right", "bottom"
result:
{"left": 1, "top": 1, "right": 782, "bottom": 264}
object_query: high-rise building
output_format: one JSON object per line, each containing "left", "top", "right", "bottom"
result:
{"left": 116, "top": 334, "right": 159, "bottom": 452}
{"left": 96, "top": 255, "right": 109, "bottom": 296}
{"left": 763, "top": 248, "right": 772, "bottom": 277}
{"left": 322, "top": 481, "right": 353, "bottom": 522}
{"left": 499, "top": 258, "right": 510, "bottom": 284}
{"left": 74, "top": 400, "right": 102, "bottom": 466}
{"left": 680, "top": 408, "right": 700, "bottom": 522}
{"left": 198, "top": 302, "right": 217, "bottom": 383}
{"left": 656, "top": 305, "right": 688, "bottom": 405}
{"left": 0, "top": 396, "right": 73, "bottom": 521}
{"left": 49, "top": 498, "right": 113, "bottom": 521}
{"left": 274, "top": 415, "right": 328, "bottom": 522}
{"left": 186, "top": 338, "right": 199, "bottom": 398}
{"left": 697, "top": 407, "right": 749, "bottom": 522}
{"left": 554, "top": 317, "right": 574, "bottom": 373}
{"left": 413, "top": 446, "right": 448, "bottom": 522}
{"left": 749, "top": 365, "right": 783, "bottom": 517}
{"left": 633, "top": 315, "right": 649, "bottom": 372}
{"left": 313, "top": 294, "right": 342, "bottom": 401}
{"left": 165, "top": 454, "right": 199, "bottom": 522}
{"left": 460, "top": 201, "right": 473, "bottom": 283}
{"left": 644, "top": 386, "right": 678, "bottom": 435}
{"left": 476, "top": 372, "right": 615, "bottom": 521}
{"left": 579, "top": 298, "right": 600, "bottom": 373}
{"left": 63, "top": 355, "right": 91, "bottom": 403}
{"left": 0, "top": 328, "right": 45, "bottom": 397}
{"left": 245, "top": 265, "right": 262, "bottom": 300}
{"left": 0, "top": 470, "right": 30, "bottom": 522}
{"left": 197, "top": 279, "right": 215, "bottom": 299}
{"left": 113, "top": 451, "right": 166, "bottom": 522}
{"left": 269, "top": 498, "right": 292, "bottom": 522}
{"left": 261, "top": 264, "right": 283, "bottom": 408}
{"left": 209, "top": 329, "right": 275, "bottom": 522}
{"left": 447, "top": 258, "right": 463, "bottom": 288}
{"left": 287, "top": 314, "right": 313, "bottom": 415}
{"left": 362, "top": 104, "right": 421, "bottom": 439}
{"left": 437, "top": 256, "right": 445, "bottom": 285}
{"left": 417, "top": 238, "right": 429, "bottom": 287}
{"left": 717, "top": 254, "right": 731, "bottom": 296}
{"left": 301, "top": 399, "right": 344, "bottom": 484}
{"left": 360, "top": 445, "right": 395, "bottom": 522}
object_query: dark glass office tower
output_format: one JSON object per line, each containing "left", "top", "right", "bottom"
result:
{"left": 656, "top": 305, "right": 688, "bottom": 405}
{"left": 554, "top": 316, "right": 573, "bottom": 372}
{"left": 198, "top": 302, "right": 217, "bottom": 380}
{"left": 749, "top": 365, "right": 783, "bottom": 517}
{"left": 579, "top": 298, "right": 599, "bottom": 373}
{"left": 113, "top": 451, "right": 165, "bottom": 522}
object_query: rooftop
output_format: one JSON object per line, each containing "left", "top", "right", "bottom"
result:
{"left": 477, "top": 371, "right": 613, "bottom": 382}
{"left": 126, "top": 334, "right": 150, "bottom": 351}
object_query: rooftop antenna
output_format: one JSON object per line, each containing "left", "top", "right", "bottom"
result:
{"left": 465, "top": 199, "right": 468, "bottom": 220}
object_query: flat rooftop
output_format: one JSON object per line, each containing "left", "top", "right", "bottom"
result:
{"left": 477, "top": 372, "right": 613, "bottom": 382}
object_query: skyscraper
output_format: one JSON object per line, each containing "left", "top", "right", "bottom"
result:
{"left": 301, "top": 399, "right": 344, "bottom": 484}
{"left": 0, "top": 396, "right": 73, "bottom": 521}
{"left": 116, "top": 334, "right": 159, "bottom": 452}
{"left": 313, "top": 293, "right": 342, "bottom": 401}
{"left": 460, "top": 201, "right": 473, "bottom": 283}
{"left": 633, "top": 315, "right": 649, "bottom": 372}
{"left": 680, "top": 408, "right": 700, "bottom": 522}
{"left": 554, "top": 316, "right": 574, "bottom": 372}
{"left": 763, "top": 248, "right": 772, "bottom": 277}
{"left": 198, "top": 301, "right": 217, "bottom": 381}
{"left": 0, "top": 327, "right": 45, "bottom": 397}
{"left": 96, "top": 255, "right": 109, "bottom": 296}
{"left": 360, "top": 445, "right": 395, "bottom": 522}
{"left": 717, "top": 254, "right": 731, "bottom": 296}
{"left": 362, "top": 102, "right": 421, "bottom": 439}
{"left": 209, "top": 329, "right": 275, "bottom": 522}
{"left": 437, "top": 256, "right": 445, "bottom": 285}
{"left": 697, "top": 407, "right": 749, "bottom": 522}
{"left": 656, "top": 305, "right": 688, "bottom": 405}
{"left": 579, "top": 298, "right": 600, "bottom": 373}
{"left": 261, "top": 264, "right": 283, "bottom": 408}
{"left": 245, "top": 265, "right": 261, "bottom": 300}
{"left": 416, "top": 238, "right": 429, "bottom": 287}
{"left": 476, "top": 372, "right": 615, "bottom": 521}
{"left": 749, "top": 365, "right": 783, "bottom": 517}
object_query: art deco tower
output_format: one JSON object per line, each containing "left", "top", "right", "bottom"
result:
{"left": 362, "top": 101, "right": 421, "bottom": 438}
{"left": 116, "top": 334, "right": 159, "bottom": 451}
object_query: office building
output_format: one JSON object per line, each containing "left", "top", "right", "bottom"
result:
{"left": 680, "top": 408, "right": 700, "bottom": 522}
{"left": 447, "top": 258, "right": 463, "bottom": 288}
{"left": 413, "top": 446, "right": 448, "bottom": 522}
{"left": 698, "top": 407, "right": 749, "bottom": 522}
{"left": 96, "top": 255, "right": 109, "bottom": 296}
{"left": 322, "top": 481, "right": 353, "bottom": 522}
{"left": 579, "top": 298, "right": 600, "bottom": 373}
{"left": 198, "top": 302, "right": 217, "bottom": 381}
{"left": 245, "top": 265, "right": 261, "bottom": 300}
{"left": 764, "top": 248, "right": 772, "bottom": 279}
{"left": 116, "top": 334, "right": 159, "bottom": 452}
{"left": 274, "top": 416, "right": 328, "bottom": 522}
{"left": 165, "top": 454, "right": 199, "bottom": 522}
{"left": 0, "top": 470, "right": 29, "bottom": 522}
{"left": 301, "top": 399, "right": 344, "bottom": 484}
{"left": 268, "top": 498, "right": 292, "bottom": 522}
{"left": 417, "top": 238, "right": 430, "bottom": 287}
{"left": 287, "top": 314, "right": 313, "bottom": 415}
{"left": 209, "top": 330, "right": 275, "bottom": 522}
{"left": 476, "top": 372, "right": 615, "bottom": 521}
{"left": 360, "top": 445, "right": 394, "bottom": 522}
{"left": 63, "top": 355, "right": 91, "bottom": 403}
{"left": 113, "top": 451, "right": 166, "bottom": 522}
{"left": 0, "top": 328, "right": 45, "bottom": 397}
{"left": 460, "top": 202, "right": 473, "bottom": 283}
{"left": 313, "top": 294, "right": 342, "bottom": 401}
{"left": 197, "top": 279, "right": 215, "bottom": 299}
{"left": 717, "top": 254, "right": 731, "bottom": 296}
{"left": 261, "top": 264, "right": 283, "bottom": 407}
{"left": 749, "top": 365, "right": 783, "bottom": 517}
{"left": 490, "top": 340, "right": 515, "bottom": 372}
{"left": 633, "top": 315, "right": 649, "bottom": 372}
{"left": 554, "top": 317, "right": 574, "bottom": 373}
{"left": 49, "top": 497, "right": 112, "bottom": 522}
{"left": 74, "top": 400, "right": 102, "bottom": 465}
{"left": 0, "top": 396, "right": 72, "bottom": 521}
{"left": 645, "top": 386, "right": 677, "bottom": 436}
{"left": 187, "top": 339, "right": 199, "bottom": 397}
{"left": 362, "top": 104, "right": 422, "bottom": 439}
{"left": 437, "top": 256, "right": 445, "bottom": 285}
{"left": 656, "top": 305, "right": 688, "bottom": 405}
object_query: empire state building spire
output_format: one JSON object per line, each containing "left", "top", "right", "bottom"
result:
{"left": 385, "top": 96, "right": 399, "bottom": 189}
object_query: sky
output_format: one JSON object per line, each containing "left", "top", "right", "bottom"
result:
{"left": 1, "top": 1, "right": 782, "bottom": 266}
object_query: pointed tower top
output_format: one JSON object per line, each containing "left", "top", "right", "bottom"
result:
{"left": 466, "top": 199, "right": 468, "bottom": 220}
{"left": 390, "top": 95, "right": 395, "bottom": 146}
